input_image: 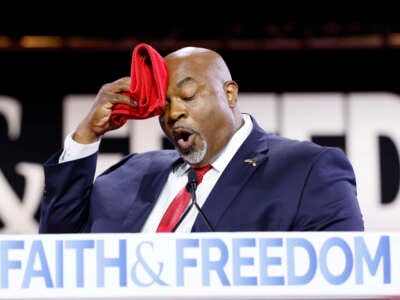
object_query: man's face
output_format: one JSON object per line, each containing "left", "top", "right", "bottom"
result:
{"left": 159, "top": 72, "right": 234, "bottom": 167}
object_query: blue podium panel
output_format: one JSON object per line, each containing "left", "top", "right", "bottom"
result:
{"left": 0, "top": 232, "right": 398, "bottom": 299}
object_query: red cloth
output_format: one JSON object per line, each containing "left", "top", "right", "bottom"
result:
{"left": 156, "top": 165, "right": 212, "bottom": 232}
{"left": 110, "top": 43, "right": 168, "bottom": 126}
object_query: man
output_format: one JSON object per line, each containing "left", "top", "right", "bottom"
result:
{"left": 39, "top": 46, "right": 364, "bottom": 233}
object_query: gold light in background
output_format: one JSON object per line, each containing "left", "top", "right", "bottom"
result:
{"left": 0, "top": 36, "right": 13, "bottom": 48}
{"left": 19, "top": 36, "right": 63, "bottom": 48}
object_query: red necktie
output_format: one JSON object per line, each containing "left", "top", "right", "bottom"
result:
{"left": 156, "top": 165, "right": 212, "bottom": 232}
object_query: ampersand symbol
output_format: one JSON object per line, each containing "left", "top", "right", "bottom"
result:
{"left": 131, "top": 241, "right": 168, "bottom": 286}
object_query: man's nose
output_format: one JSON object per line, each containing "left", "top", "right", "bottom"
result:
{"left": 166, "top": 99, "right": 186, "bottom": 124}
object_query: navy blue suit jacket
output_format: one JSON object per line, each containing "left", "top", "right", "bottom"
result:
{"left": 39, "top": 118, "right": 364, "bottom": 233}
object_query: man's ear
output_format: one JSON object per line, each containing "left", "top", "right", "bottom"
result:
{"left": 224, "top": 80, "right": 239, "bottom": 108}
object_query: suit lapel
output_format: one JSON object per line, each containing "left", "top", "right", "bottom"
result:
{"left": 193, "top": 121, "right": 270, "bottom": 231}
{"left": 123, "top": 154, "right": 182, "bottom": 232}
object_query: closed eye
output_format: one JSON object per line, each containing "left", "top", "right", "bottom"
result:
{"left": 182, "top": 94, "right": 195, "bottom": 101}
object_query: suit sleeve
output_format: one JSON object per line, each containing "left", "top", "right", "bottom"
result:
{"left": 38, "top": 150, "right": 98, "bottom": 233}
{"left": 293, "top": 147, "right": 365, "bottom": 231}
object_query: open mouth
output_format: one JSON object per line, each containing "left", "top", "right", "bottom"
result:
{"left": 173, "top": 128, "right": 196, "bottom": 152}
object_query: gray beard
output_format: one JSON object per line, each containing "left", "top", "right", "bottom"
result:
{"left": 180, "top": 136, "right": 207, "bottom": 165}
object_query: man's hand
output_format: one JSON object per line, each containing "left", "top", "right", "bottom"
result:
{"left": 73, "top": 77, "right": 137, "bottom": 144}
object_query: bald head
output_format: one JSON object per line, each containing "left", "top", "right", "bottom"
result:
{"left": 165, "top": 46, "right": 232, "bottom": 86}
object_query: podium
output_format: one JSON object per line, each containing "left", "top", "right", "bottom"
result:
{"left": 0, "top": 232, "right": 399, "bottom": 299}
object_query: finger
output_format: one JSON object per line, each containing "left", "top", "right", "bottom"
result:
{"left": 111, "top": 92, "right": 138, "bottom": 107}
{"left": 110, "top": 77, "right": 131, "bottom": 94}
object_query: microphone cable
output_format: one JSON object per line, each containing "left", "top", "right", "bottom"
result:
{"left": 172, "top": 169, "right": 215, "bottom": 232}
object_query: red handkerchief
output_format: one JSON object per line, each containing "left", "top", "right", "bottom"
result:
{"left": 110, "top": 43, "right": 168, "bottom": 126}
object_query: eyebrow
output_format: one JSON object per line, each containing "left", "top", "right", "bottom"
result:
{"left": 176, "top": 77, "right": 197, "bottom": 88}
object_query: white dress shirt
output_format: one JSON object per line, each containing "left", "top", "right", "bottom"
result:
{"left": 59, "top": 114, "right": 253, "bottom": 232}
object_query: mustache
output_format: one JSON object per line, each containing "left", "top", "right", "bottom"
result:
{"left": 171, "top": 126, "right": 199, "bottom": 143}
{"left": 172, "top": 126, "right": 198, "bottom": 133}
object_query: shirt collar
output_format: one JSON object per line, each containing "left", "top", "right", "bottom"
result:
{"left": 211, "top": 113, "right": 253, "bottom": 173}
